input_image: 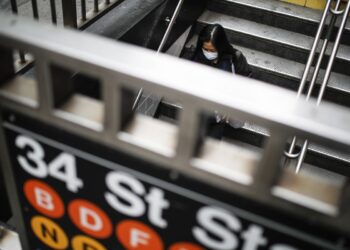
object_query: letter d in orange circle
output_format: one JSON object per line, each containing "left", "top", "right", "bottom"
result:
{"left": 68, "top": 199, "right": 112, "bottom": 239}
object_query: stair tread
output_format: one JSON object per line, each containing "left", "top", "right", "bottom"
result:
{"left": 215, "top": 0, "right": 322, "bottom": 23}
{"left": 185, "top": 33, "right": 350, "bottom": 94}
{"left": 210, "top": 0, "right": 350, "bottom": 31}
{"left": 235, "top": 45, "right": 350, "bottom": 94}
{"left": 198, "top": 10, "right": 350, "bottom": 65}
{"left": 198, "top": 10, "right": 312, "bottom": 50}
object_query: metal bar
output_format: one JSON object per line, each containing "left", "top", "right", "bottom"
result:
{"left": 49, "top": 0, "right": 57, "bottom": 24}
{"left": 81, "top": 0, "right": 87, "bottom": 21}
{"left": 295, "top": 140, "right": 309, "bottom": 173}
{"left": 254, "top": 131, "right": 289, "bottom": 191}
{"left": 176, "top": 105, "right": 201, "bottom": 166}
{"left": 306, "top": 0, "right": 342, "bottom": 100}
{"left": 282, "top": 0, "right": 331, "bottom": 156}
{"left": 102, "top": 77, "right": 119, "bottom": 136}
{"left": 62, "top": 0, "right": 78, "bottom": 28}
{"left": 19, "top": 52, "right": 26, "bottom": 64}
{"left": 295, "top": 0, "right": 332, "bottom": 99}
{"left": 317, "top": 0, "right": 350, "bottom": 106}
{"left": 31, "top": 0, "right": 39, "bottom": 19}
{"left": 10, "top": 0, "right": 18, "bottom": 13}
{"left": 132, "top": 88, "right": 144, "bottom": 111}
{"left": 94, "top": 0, "right": 99, "bottom": 12}
{"left": 307, "top": 42, "right": 327, "bottom": 98}
{"left": 291, "top": 0, "right": 344, "bottom": 174}
{"left": 157, "top": 0, "right": 184, "bottom": 53}
{"left": 284, "top": 136, "right": 300, "bottom": 159}
{"left": 35, "top": 58, "right": 54, "bottom": 114}
{"left": 133, "top": 0, "right": 185, "bottom": 111}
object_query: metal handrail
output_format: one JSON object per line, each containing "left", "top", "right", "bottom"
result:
{"left": 132, "top": 0, "right": 185, "bottom": 112}
{"left": 284, "top": 0, "right": 350, "bottom": 173}
{"left": 284, "top": 0, "right": 341, "bottom": 160}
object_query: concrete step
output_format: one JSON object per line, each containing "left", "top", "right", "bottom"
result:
{"left": 206, "top": 0, "right": 350, "bottom": 46}
{"left": 156, "top": 101, "right": 350, "bottom": 177}
{"left": 184, "top": 35, "right": 350, "bottom": 108}
{"left": 237, "top": 45, "right": 350, "bottom": 107}
{"left": 196, "top": 10, "right": 350, "bottom": 76}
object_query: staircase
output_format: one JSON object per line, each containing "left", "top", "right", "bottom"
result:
{"left": 160, "top": 0, "right": 350, "bottom": 177}
{"left": 186, "top": 0, "right": 350, "bottom": 107}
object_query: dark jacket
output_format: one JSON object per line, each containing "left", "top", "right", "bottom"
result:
{"left": 192, "top": 48, "right": 252, "bottom": 77}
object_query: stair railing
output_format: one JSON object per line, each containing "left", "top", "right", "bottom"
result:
{"left": 8, "top": 0, "right": 121, "bottom": 72}
{"left": 284, "top": 0, "right": 350, "bottom": 173}
{"left": 132, "top": 0, "right": 185, "bottom": 112}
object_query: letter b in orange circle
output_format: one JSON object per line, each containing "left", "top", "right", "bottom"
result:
{"left": 24, "top": 179, "right": 64, "bottom": 218}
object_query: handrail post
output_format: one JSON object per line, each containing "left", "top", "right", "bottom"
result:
{"left": 254, "top": 131, "right": 289, "bottom": 191}
{"left": 50, "top": 0, "right": 57, "bottom": 24}
{"left": 62, "top": 0, "right": 78, "bottom": 28}
{"left": 31, "top": 0, "right": 39, "bottom": 19}
{"left": 10, "top": 0, "right": 18, "bottom": 14}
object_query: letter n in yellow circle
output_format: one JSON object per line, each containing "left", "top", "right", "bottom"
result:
{"left": 72, "top": 235, "right": 107, "bottom": 250}
{"left": 31, "top": 216, "right": 68, "bottom": 249}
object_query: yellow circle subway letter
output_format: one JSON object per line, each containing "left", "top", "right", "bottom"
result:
{"left": 31, "top": 216, "right": 69, "bottom": 249}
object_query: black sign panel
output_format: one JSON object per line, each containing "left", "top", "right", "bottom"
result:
{"left": 2, "top": 111, "right": 346, "bottom": 250}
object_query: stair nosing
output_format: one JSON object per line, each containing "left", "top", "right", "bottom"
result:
{"left": 185, "top": 34, "right": 350, "bottom": 95}
{"left": 197, "top": 10, "right": 350, "bottom": 66}
{"left": 234, "top": 45, "right": 350, "bottom": 94}
{"left": 208, "top": 0, "right": 350, "bottom": 31}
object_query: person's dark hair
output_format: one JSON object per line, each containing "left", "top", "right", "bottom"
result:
{"left": 193, "top": 24, "right": 236, "bottom": 60}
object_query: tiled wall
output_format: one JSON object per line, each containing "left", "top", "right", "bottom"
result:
{"left": 281, "top": 0, "right": 349, "bottom": 10}
{"left": 281, "top": 0, "right": 326, "bottom": 10}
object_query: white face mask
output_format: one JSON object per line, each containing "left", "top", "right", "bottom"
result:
{"left": 202, "top": 48, "right": 218, "bottom": 61}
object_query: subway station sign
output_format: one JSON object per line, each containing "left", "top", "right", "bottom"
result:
{"left": 2, "top": 111, "right": 344, "bottom": 250}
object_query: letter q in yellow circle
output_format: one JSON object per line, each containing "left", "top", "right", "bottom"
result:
{"left": 72, "top": 235, "right": 107, "bottom": 250}
{"left": 31, "top": 216, "right": 68, "bottom": 249}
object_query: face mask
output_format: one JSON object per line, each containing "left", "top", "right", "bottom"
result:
{"left": 202, "top": 48, "right": 218, "bottom": 61}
